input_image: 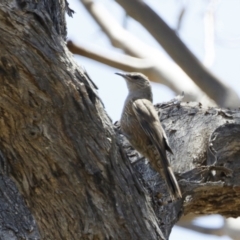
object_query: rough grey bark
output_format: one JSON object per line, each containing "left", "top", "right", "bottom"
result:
{"left": 0, "top": 162, "right": 40, "bottom": 240}
{"left": 0, "top": 1, "right": 166, "bottom": 239}
{"left": 117, "top": 101, "right": 240, "bottom": 217}
{"left": 1, "top": 1, "right": 240, "bottom": 240}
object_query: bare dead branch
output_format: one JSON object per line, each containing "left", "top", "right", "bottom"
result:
{"left": 67, "top": 40, "right": 153, "bottom": 71}
{"left": 115, "top": 0, "right": 240, "bottom": 108}
{"left": 79, "top": 0, "right": 214, "bottom": 104}
{"left": 225, "top": 218, "right": 240, "bottom": 240}
{"left": 178, "top": 223, "right": 224, "bottom": 236}
{"left": 116, "top": 100, "right": 240, "bottom": 238}
{"left": 178, "top": 214, "right": 225, "bottom": 236}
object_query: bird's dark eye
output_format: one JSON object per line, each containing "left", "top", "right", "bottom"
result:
{"left": 131, "top": 76, "right": 139, "bottom": 80}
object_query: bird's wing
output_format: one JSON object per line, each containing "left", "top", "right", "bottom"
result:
{"left": 162, "top": 126, "right": 173, "bottom": 154}
{"left": 132, "top": 99, "right": 173, "bottom": 162}
{"left": 132, "top": 99, "right": 182, "bottom": 199}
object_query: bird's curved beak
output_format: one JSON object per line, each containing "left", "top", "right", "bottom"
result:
{"left": 115, "top": 72, "right": 125, "bottom": 77}
{"left": 115, "top": 73, "right": 132, "bottom": 82}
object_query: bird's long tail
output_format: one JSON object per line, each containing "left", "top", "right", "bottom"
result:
{"left": 164, "top": 166, "right": 182, "bottom": 200}
{"left": 155, "top": 144, "right": 182, "bottom": 200}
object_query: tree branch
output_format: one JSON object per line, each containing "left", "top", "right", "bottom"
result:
{"left": 79, "top": 0, "right": 214, "bottom": 104}
{"left": 177, "top": 214, "right": 224, "bottom": 236}
{"left": 115, "top": 100, "right": 240, "bottom": 222}
{"left": 115, "top": 0, "right": 240, "bottom": 108}
{"left": 113, "top": 98, "right": 240, "bottom": 239}
{"left": 67, "top": 40, "right": 153, "bottom": 71}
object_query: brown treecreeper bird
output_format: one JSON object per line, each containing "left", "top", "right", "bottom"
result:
{"left": 116, "top": 72, "right": 182, "bottom": 200}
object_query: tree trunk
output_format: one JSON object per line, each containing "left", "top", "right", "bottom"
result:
{"left": 0, "top": 1, "right": 167, "bottom": 239}
{"left": 0, "top": 1, "right": 240, "bottom": 240}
